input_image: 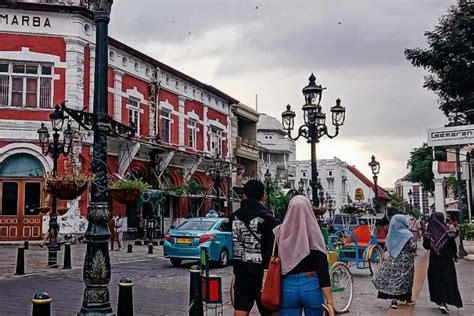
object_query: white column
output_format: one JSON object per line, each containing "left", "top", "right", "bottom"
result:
{"left": 203, "top": 106, "right": 209, "bottom": 153}
{"left": 434, "top": 178, "right": 446, "bottom": 215}
{"left": 64, "top": 37, "right": 87, "bottom": 110}
{"left": 89, "top": 44, "right": 95, "bottom": 112}
{"left": 113, "top": 69, "right": 124, "bottom": 122}
{"left": 178, "top": 96, "right": 186, "bottom": 150}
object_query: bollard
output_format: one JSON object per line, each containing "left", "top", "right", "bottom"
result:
{"left": 32, "top": 291, "right": 52, "bottom": 316}
{"left": 15, "top": 246, "right": 25, "bottom": 275}
{"left": 24, "top": 240, "right": 29, "bottom": 250}
{"left": 127, "top": 243, "right": 133, "bottom": 253}
{"left": 63, "top": 243, "right": 72, "bottom": 269}
{"left": 189, "top": 265, "right": 203, "bottom": 316}
{"left": 117, "top": 278, "right": 134, "bottom": 316}
{"left": 147, "top": 243, "right": 153, "bottom": 254}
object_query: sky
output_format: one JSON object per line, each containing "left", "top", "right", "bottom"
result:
{"left": 109, "top": 0, "right": 455, "bottom": 188}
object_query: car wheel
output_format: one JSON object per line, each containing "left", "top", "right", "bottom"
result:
{"left": 170, "top": 258, "right": 182, "bottom": 267}
{"left": 218, "top": 248, "right": 229, "bottom": 267}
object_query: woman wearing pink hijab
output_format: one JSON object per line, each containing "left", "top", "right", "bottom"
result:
{"left": 273, "top": 196, "right": 334, "bottom": 316}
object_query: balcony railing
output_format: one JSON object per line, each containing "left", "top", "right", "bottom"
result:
{"left": 234, "top": 136, "right": 259, "bottom": 160}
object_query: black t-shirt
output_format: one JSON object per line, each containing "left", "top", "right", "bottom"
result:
{"left": 287, "top": 250, "right": 331, "bottom": 288}
{"left": 229, "top": 199, "right": 277, "bottom": 276}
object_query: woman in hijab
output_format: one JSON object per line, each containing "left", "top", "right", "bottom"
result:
{"left": 273, "top": 196, "right": 334, "bottom": 316}
{"left": 373, "top": 214, "right": 417, "bottom": 309}
{"left": 423, "top": 212, "right": 462, "bottom": 314}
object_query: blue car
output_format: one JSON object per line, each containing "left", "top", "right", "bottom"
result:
{"left": 163, "top": 217, "right": 233, "bottom": 267}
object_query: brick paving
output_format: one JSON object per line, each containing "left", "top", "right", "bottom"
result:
{"left": 1, "top": 241, "right": 471, "bottom": 315}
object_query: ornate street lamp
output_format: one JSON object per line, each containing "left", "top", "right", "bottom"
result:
{"left": 368, "top": 155, "right": 380, "bottom": 213}
{"left": 281, "top": 74, "right": 346, "bottom": 214}
{"left": 298, "top": 178, "right": 305, "bottom": 195}
{"left": 325, "top": 192, "right": 334, "bottom": 219}
{"left": 408, "top": 189, "right": 414, "bottom": 212}
{"left": 80, "top": 0, "right": 114, "bottom": 314}
{"left": 206, "top": 158, "right": 229, "bottom": 214}
{"left": 37, "top": 108, "right": 73, "bottom": 268}
{"left": 264, "top": 169, "right": 273, "bottom": 210}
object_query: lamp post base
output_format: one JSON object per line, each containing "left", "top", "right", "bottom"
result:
{"left": 79, "top": 203, "right": 113, "bottom": 315}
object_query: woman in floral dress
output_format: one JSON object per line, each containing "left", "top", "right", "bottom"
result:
{"left": 373, "top": 214, "right": 417, "bottom": 309}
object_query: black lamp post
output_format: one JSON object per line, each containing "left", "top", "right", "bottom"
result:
{"left": 368, "top": 155, "right": 380, "bottom": 213}
{"left": 282, "top": 74, "right": 346, "bottom": 214}
{"left": 298, "top": 178, "right": 305, "bottom": 195}
{"left": 206, "top": 159, "right": 228, "bottom": 214}
{"left": 408, "top": 189, "right": 414, "bottom": 212}
{"left": 80, "top": 1, "right": 114, "bottom": 314}
{"left": 264, "top": 169, "right": 272, "bottom": 210}
{"left": 37, "top": 107, "right": 73, "bottom": 268}
{"left": 325, "top": 192, "right": 334, "bottom": 219}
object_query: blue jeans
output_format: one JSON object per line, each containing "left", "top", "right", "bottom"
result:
{"left": 280, "top": 272, "right": 324, "bottom": 316}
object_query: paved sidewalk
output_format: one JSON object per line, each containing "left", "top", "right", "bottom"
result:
{"left": 411, "top": 257, "right": 474, "bottom": 316}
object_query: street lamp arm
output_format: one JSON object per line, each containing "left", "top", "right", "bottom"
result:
{"left": 324, "top": 125, "right": 340, "bottom": 139}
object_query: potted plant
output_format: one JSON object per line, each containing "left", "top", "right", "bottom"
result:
{"left": 459, "top": 222, "right": 474, "bottom": 260}
{"left": 110, "top": 179, "right": 151, "bottom": 204}
{"left": 164, "top": 184, "right": 186, "bottom": 197}
{"left": 186, "top": 180, "right": 208, "bottom": 196}
{"left": 45, "top": 172, "right": 94, "bottom": 200}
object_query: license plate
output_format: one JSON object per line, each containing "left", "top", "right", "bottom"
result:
{"left": 176, "top": 237, "right": 192, "bottom": 245}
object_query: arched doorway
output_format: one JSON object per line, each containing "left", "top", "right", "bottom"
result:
{"left": 0, "top": 153, "right": 45, "bottom": 241}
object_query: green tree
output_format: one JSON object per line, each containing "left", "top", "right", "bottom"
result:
{"left": 387, "top": 195, "right": 409, "bottom": 217}
{"left": 405, "top": 1, "right": 474, "bottom": 122}
{"left": 407, "top": 143, "right": 446, "bottom": 192}
{"left": 268, "top": 188, "right": 290, "bottom": 220}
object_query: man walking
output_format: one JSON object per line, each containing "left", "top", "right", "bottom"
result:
{"left": 229, "top": 180, "right": 277, "bottom": 316}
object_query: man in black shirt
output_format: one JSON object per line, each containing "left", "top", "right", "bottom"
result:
{"left": 229, "top": 180, "right": 277, "bottom": 316}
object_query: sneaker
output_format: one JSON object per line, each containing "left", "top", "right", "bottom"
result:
{"left": 439, "top": 305, "right": 449, "bottom": 314}
{"left": 391, "top": 300, "right": 399, "bottom": 309}
{"left": 406, "top": 300, "right": 415, "bottom": 305}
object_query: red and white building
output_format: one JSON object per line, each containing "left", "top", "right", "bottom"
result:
{"left": 0, "top": 1, "right": 238, "bottom": 241}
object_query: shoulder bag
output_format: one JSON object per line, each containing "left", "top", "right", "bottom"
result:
{"left": 261, "top": 239, "right": 281, "bottom": 311}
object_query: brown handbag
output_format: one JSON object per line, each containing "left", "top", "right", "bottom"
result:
{"left": 261, "top": 240, "right": 281, "bottom": 311}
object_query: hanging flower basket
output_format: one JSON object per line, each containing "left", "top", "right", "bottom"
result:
{"left": 47, "top": 180, "right": 88, "bottom": 200}
{"left": 38, "top": 207, "right": 50, "bottom": 214}
{"left": 57, "top": 207, "right": 69, "bottom": 216}
{"left": 45, "top": 172, "right": 94, "bottom": 201}
{"left": 110, "top": 188, "right": 142, "bottom": 204}
{"left": 109, "top": 179, "right": 151, "bottom": 204}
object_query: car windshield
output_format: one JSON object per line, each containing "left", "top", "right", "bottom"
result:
{"left": 177, "top": 220, "right": 216, "bottom": 231}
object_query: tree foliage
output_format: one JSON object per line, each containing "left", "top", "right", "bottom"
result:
{"left": 387, "top": 194, "right": 409, "bottom": 218}
{"left": 406, "top": 143, "right": 446, "bottom": 192}
{"left": 405, "top": 1, "right": 474, "bottom": 122}
{"left": 268, "top": 188, "right": 290, "bottom": 221}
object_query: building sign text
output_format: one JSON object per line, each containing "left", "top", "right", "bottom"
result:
{"left": 427, "top": 125, "right": 474, "bottom": 147}
{"left": 0, "top": 14, "right": 51, "bottom": 28}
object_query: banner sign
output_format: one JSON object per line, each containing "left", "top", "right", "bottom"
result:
{"left": 427, "top": 124, "right": 474, "bottom": 147}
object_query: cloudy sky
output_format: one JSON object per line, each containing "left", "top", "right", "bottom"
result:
{"left": 109, "top": 0, "right": 455, "bottom": 187}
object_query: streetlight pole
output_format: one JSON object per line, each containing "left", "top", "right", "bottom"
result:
{"left": 408, "top": 189, "right": 413, "bottom": 213}
{"left": 368, "top": 155, "right": 380, "bottom": 214}
{"left": 80, "top": 0, "right": 114, "bottom": 314}
{"left": 37, "top": 111, "right": 73, "bottom": 268}
{"left": 281, "top": 74, "right": 346, "bottom": 215}
{"left": 455, "top": 146, "right": 468, "bottom": 257}
{"left": 206, "top": 159, "right": 228, "bottom": 215}
{"left": 298, "top": 178, "right": 305, "bottom": 195}
{"left": 264, "top": 169, "right": 272, "bottom": 211}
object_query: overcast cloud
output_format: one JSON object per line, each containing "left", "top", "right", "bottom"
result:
{"left": 109, "top": 0, "right": 455, "bottom": 187}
